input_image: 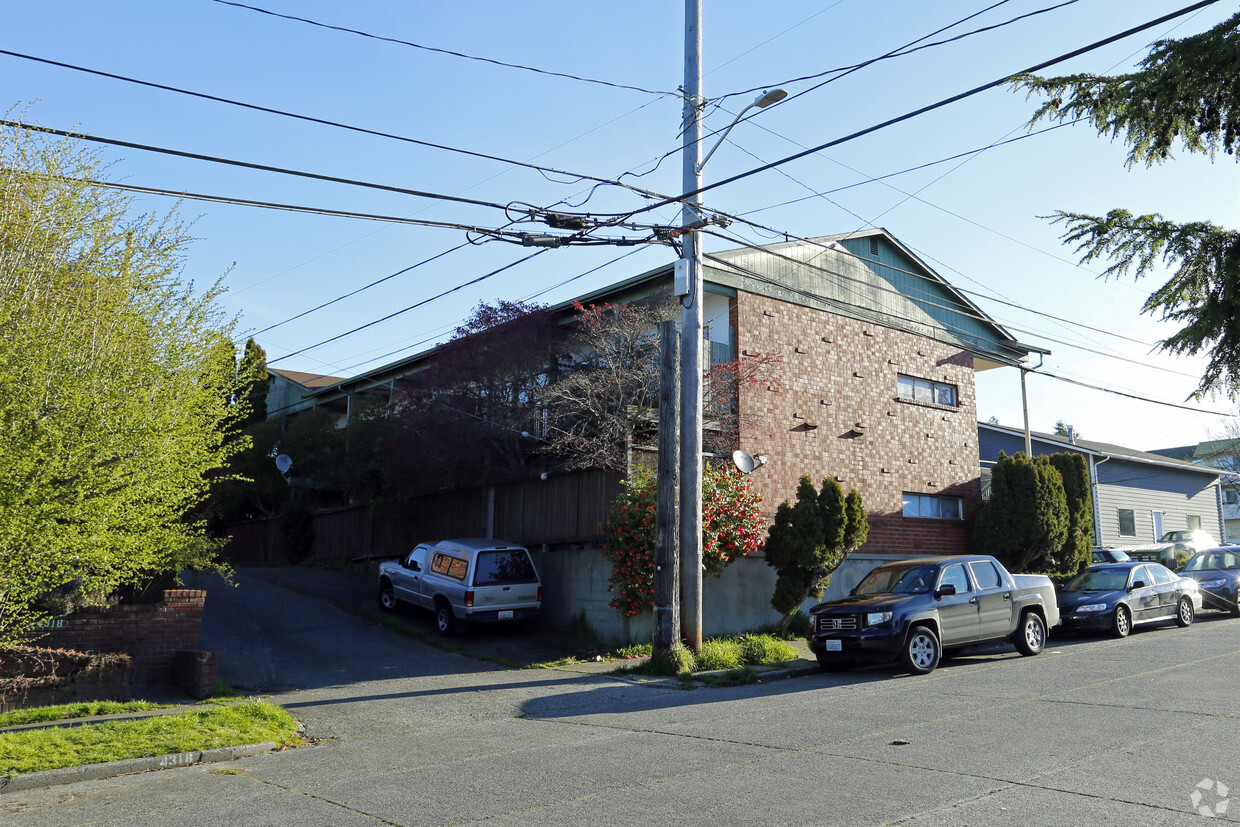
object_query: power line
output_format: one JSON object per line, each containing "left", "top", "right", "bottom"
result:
{"left": 210, "top": 0, "right": 680, "bottom": 98}
{"left": 2, "top": 119, "right": 517, "bottom": 214}
{"left": 616, "top": 0, "right": 1222, "bottom": 219}
{"left": 0, "top": 48, "right": 672, "bottom": 203}
{"left": 265, "top": 251, "right": 550, "bottom": 366}
{"left": 1029, "top": 369, "right": 1234, "bottom": 416}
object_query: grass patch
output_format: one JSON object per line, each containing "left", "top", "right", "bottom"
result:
{"left": 0, "top": 700, "right": 167, "bottom": 729}
{"left": 609, "top": 633, "right": 798, "bottom": 678}
{"left": 0, "top": 698, "right": 299, "bottom": 776}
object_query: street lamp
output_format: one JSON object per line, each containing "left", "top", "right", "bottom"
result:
{"left": 697, "top": 89, "right": 788, "bottom": 172}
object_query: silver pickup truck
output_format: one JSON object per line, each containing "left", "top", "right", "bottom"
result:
{"left": 808, "top": 554, "right": 1060, "bottom": 675}
{"left": 377, "top": 538, "right": 542, "bottom": 635}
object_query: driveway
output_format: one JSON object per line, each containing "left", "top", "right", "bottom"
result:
{"left": 4, "top": 570, "right": 1239, "bottom": 825}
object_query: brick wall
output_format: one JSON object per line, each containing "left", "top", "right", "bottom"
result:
{"left": 736, "top": 293, "right": 981, "bottom": 555}
{"left": 36, "top": 590, "right": 207, "bottom": 687}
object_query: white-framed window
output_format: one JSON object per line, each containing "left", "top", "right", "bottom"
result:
{"left": 1187, "top": 515, "right": 1202, "bottom": 530}
{"left": 897, "top": 374, "right": 957, "bottom": 408}
{"left": 1118, "top": 508, "right": 1136, "bottom": 537}
{"left": 902, "top": 493, "right": 963, "bottom": 520}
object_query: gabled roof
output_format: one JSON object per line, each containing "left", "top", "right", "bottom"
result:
{"left": 269, "top": 368, "right": 346, "bottom": 389}
{"left": 980, "top": 421, "right": 1225, "bottom": 478}
{"left": 303, "top": 228, "right": 1043, "bottom": 401}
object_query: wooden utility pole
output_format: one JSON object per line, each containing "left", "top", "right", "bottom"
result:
{"left": 653, "top": 321, "right": 681, "bottom": 654}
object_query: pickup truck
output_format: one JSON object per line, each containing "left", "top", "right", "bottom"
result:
{"left": 807, "top": 555, "right": 1060, "bottom": 675}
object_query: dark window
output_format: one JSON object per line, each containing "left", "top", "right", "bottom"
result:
{"left": 969, "top": 560, "right": 1003, "bottom": 590}
{"left": 897, "top": 374, "right": 957, "bottom": 408}
{"left": 1118, "top": 509, "right": 1136, "bottom": 536}
{"left": 474, "top": 550, "right": 537, "bottom": 586}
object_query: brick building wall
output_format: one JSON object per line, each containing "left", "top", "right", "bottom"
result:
{"left": 37, "top": 589, "right": 208, "bottom": 687}
{"left": 736, "top": 292, "right": 981, "bottom": 556}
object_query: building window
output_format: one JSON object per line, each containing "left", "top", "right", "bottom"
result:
{"left": 903, "top": 493, "right": 963, "bottom": 520}
{"left": 1225, "top": 489, "right": 1238, "bottom": 505}
{"left": 1118, "top": 508, "right": 1136, "bottom": 537}
{"left": 1187, "top": 515, "right": 1202, "bottom": 530}
{"left": 897, "top": 374, "right": 957, "bottom": 408}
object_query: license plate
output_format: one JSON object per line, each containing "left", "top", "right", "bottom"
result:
{"left": 824, "top": 640, "right": 842, "bottom": 652}
{"left": 498, "top": 610, "right": 514, "bottom": 620}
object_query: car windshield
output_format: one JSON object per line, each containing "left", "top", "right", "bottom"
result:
{"left": 1161, "top": 531, "right": 1190, "bottom": 542}
{"left": 854, "top": 564, "right": 937, "bottom": 596}
{"left": 1064, "top": 568, "right": 1129, "bottom": 591}
{"left": 1183, "top": 551, "right": 1240, "bottom": 572}
{"left": 474, "top": 550, "right": 537, "bottom": 586}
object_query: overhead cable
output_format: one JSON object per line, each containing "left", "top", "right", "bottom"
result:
{"left": 617, "top": 0, "right": 1222, "bottom": 218}
{"left": 210, "top": 0, "right": 679, "bottom": 98}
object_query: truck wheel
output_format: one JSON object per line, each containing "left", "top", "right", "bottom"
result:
{"left": 1174, "top": 596, "right": 1194, "bottom": 627}
{"left": 900, "top": 625, "right": 940, "bottom": 675}
{"left": 1014, "top": 611, "right": 1046, "bottom": 656}
{"left": 1111, "top": 604, "right": 1131, "bottom": 638}
{"left": 377, "top": 581, "right": 398, "bottom": 613}
{"left": 435, "top": 600, "right": 456, "bottom": 636}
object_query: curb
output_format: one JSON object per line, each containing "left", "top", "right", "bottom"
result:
{"left": 0, "top": 741, "right": 276, "bottom": 794}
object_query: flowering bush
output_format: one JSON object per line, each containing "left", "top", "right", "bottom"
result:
{"left": 602, "top": 464, "right": 765, "bottom": 617}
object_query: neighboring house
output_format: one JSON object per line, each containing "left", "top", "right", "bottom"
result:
{"left": 265, "top": 368, "right": 347, "bottom": 421}
{"left": 260, "top": 229, "right": 1042, "bottom": 635}
{"left": 1151, "top": 438, "right": 1240, "bottom": 542}
{"left": 979, "top": 423, "right": 1225, "bottom": 548}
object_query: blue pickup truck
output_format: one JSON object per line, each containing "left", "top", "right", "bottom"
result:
{"left": 807, "top": 555, "right": 1060, "bottom": 675}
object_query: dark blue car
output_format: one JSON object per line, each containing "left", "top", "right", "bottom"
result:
{"left": 1058, "top": 562, "right": 1197, "bottom": 638}
{"left": 1179, "top": 547, "right": 1240, "bottom": 617}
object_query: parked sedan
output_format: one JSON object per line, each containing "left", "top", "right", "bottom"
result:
{"left": 1091, "top": 548, "right": 1132, "bottom": 564}
{"left": 1179, "top": 547, "right": 1240, "bottom": 617}
{"left": 1058, "top": 562, "right": 1196, "bottom": 638}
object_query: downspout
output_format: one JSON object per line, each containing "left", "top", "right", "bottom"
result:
{"left": 1089, "top": 455, "right": 1110, "bottom": 546}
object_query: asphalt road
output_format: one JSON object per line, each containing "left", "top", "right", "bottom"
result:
{"left": 3, "top": 570, "right": 1239, "bottom": 826}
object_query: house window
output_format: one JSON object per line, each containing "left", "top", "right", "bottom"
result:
{"left": 1225, "top": 489, "right": 1238, "bottom": 505}
{"left": 897, "top": 374, "right": 957, "bottom": 408}
{"left": 1118, "top": 508, "right": 1136, "bottom": 537}
{"left": 1186, "top": 515, "right": 1202, "bottom": 530}
{"left": 903, "top": 493, "right": 963, "bottom": 520}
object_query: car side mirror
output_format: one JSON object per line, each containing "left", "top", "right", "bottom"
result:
{"left": 849, "top": 586, "right": 858, "bottom": 596}
{"left": 1130, "top": 580, "right": 1147, "bottom": 590}
{"left": 936, "top": 584, "right": 957, "bottom": 598}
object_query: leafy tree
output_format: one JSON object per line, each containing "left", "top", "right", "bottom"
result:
{"left": 972, "top": 452, "right": 1069, "bottom": 572}
{"left": 1013, "top": 12, "right": 1240, "bottom": 398}
{"left": 0, "top": 120, "right": 237, "bottom": 642}
{"left": 1046, "top": 452, "right": 1094, "bottom": 576}
{"left": 543, "top": 297, "right": 678, "bottom": 476}
{"left": 703, "top": 350, "right": 783, "bottom": 456}
{"left": 1053, "top": 419, "right": 1080, "bottom": 441}
{"left": 237, "top": 338, "right": 268, "bottom": 429}
{"left": 765, "top": 476, "right": 868, "bottom": 628}
{"left": 386, "top": 300, "right": 560, "bottom": 496}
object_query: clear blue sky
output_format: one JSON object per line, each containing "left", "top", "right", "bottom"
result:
{"left": 6, "top": 0, "right": 1238, "bottom": 451}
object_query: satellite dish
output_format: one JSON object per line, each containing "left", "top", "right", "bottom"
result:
{"left": 732, "top": 450, "right": 756, "bottom": 474}
{"left": 275, "top": 454, "right": 293, "bottom": 474}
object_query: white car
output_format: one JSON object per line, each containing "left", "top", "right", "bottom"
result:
{"left": 1160, "top": 530, "right": 1217, "bottom": 556}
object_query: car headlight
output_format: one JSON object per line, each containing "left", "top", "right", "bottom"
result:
{"left": 1076, "top": 603, "right": 1107, "bottom": 613}
{"left": 1201, "top": 579, "right": 1227, "bottom": 588}
{"left": 865, "top": 611, "right": 893, "bottom": 626}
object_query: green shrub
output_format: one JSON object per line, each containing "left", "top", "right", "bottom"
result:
{"left": 738, "top": 635, "right": 798, "bottom": 665}
{"left": 647, "top": 643, "right": 694, "bottom": 676}
{"left": 694, "top": 638, "right": 745, "bottom": 671}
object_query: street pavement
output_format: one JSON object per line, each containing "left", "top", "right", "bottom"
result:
{"left": 2, "top": 568, "right": 1239, "bottom": 825}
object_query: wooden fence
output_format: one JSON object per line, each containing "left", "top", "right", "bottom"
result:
{"left": 224, "top": 468, "right": 623, "bottom": 564}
